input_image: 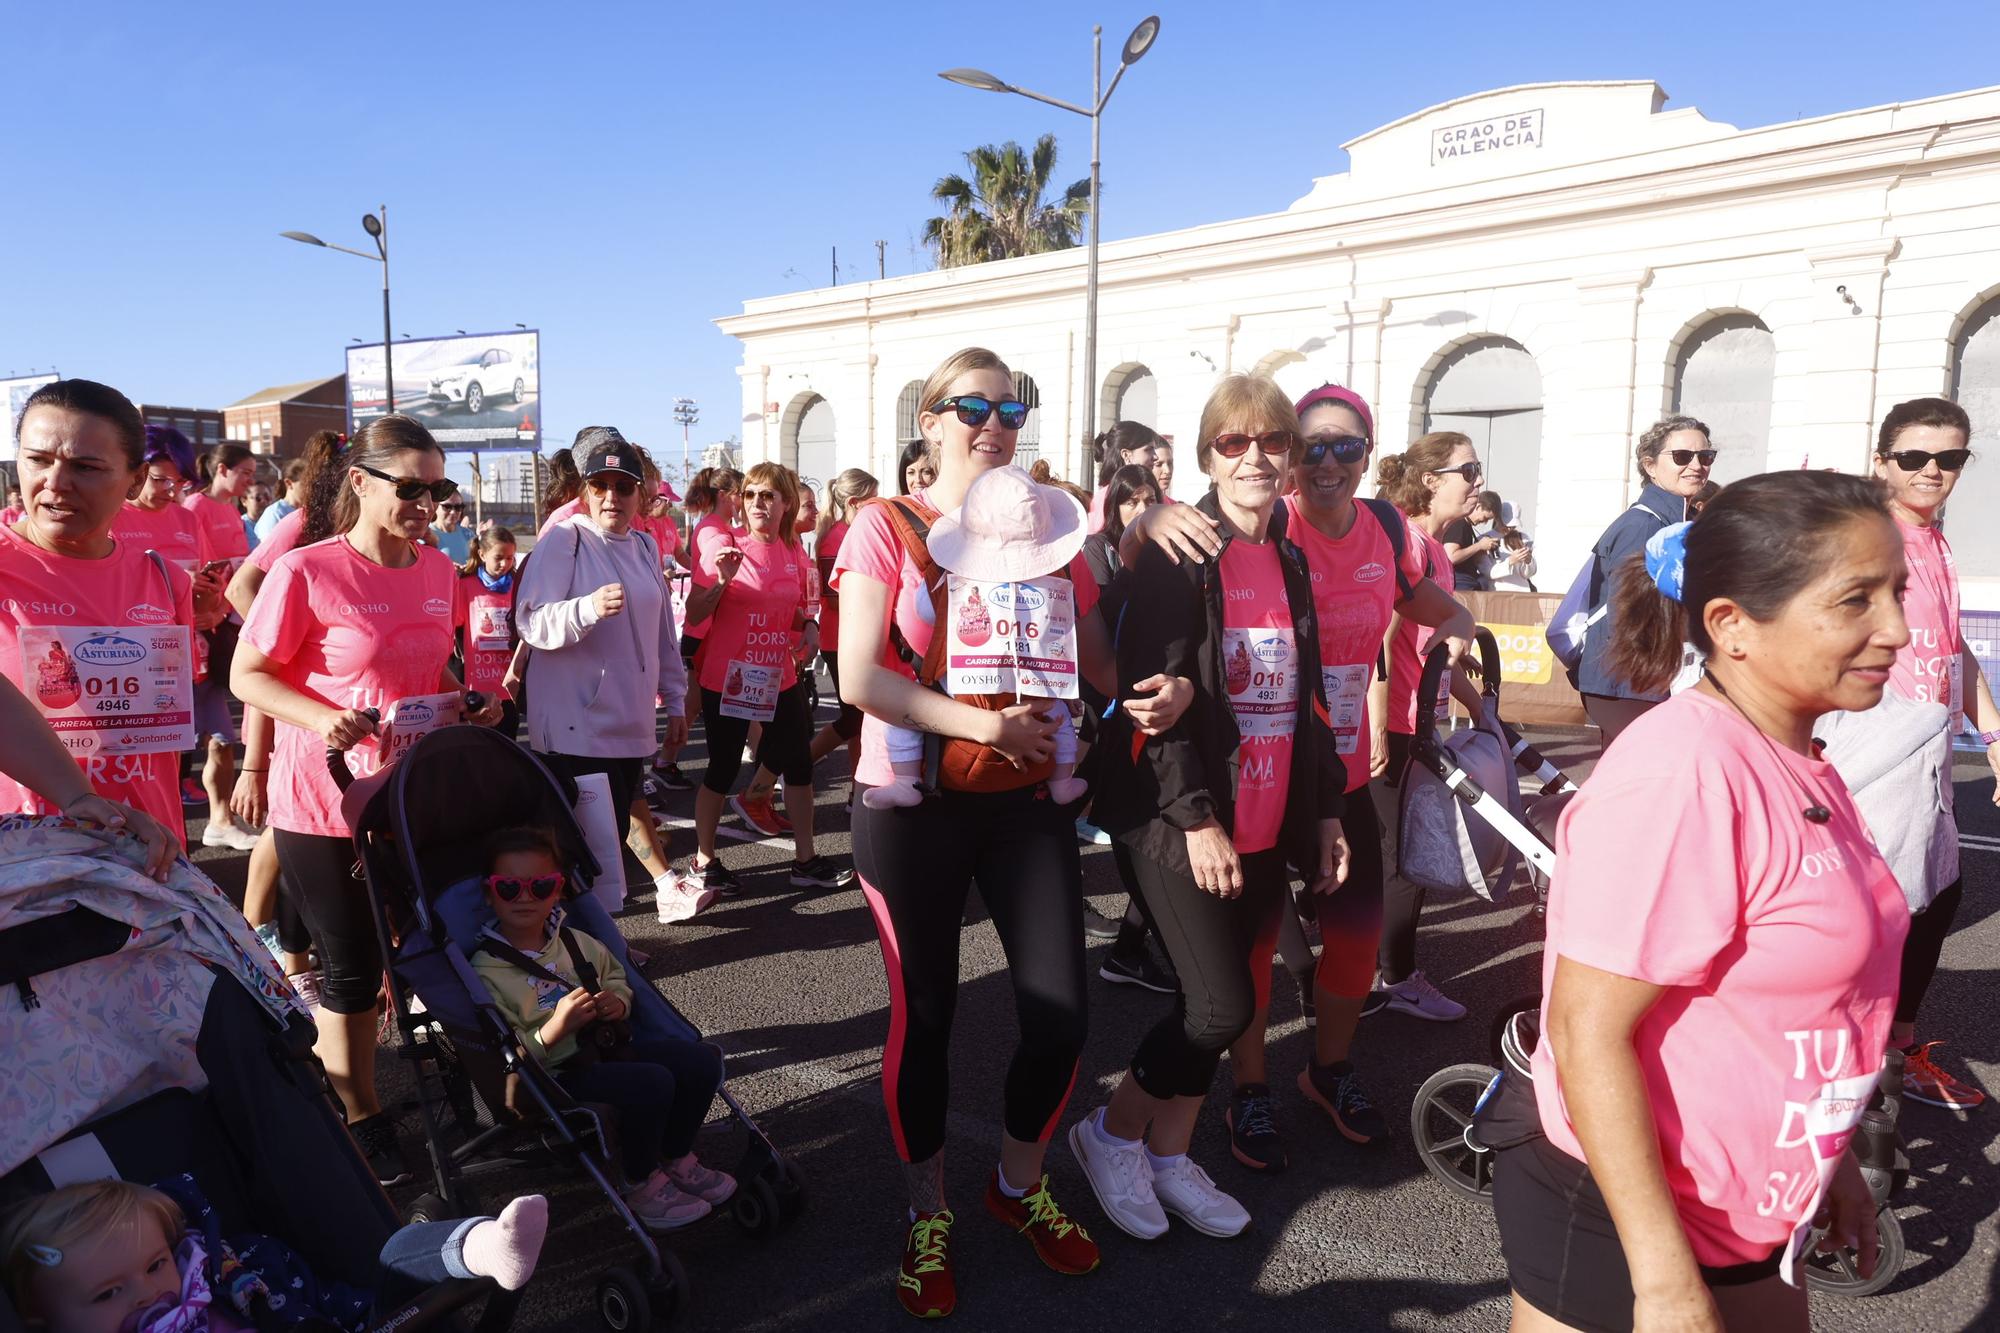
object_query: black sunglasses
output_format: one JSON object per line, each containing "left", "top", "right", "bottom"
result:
{"left": 440, "top": 501, "right": 466, "bottom": 511}
{"left": 359, "top": 463, "right": 457, "bottom": 505}
{"left": 932, "top": 395, "right": 1031, "bottom": 430}
{"left": 1300, "top": 434, "right": 1370, "bottom": 467}
{"left": 1886, "top": 447, "right": 1971, "bottom": 473}
{"left": 1667, "top": 448, "right": 1718, "bottom": 467}
{"left": 587, "top": 474, "right": 640, "bottom": 497}
{"left": 484, "top": 872, "right": 564, "bottom": 902}
{"left": 1429, "top": 461, "right": 1483, "bottom": 483}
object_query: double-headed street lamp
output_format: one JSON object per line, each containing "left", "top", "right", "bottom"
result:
{"left": 941, "top": 15, "right": 1161, "bottom": 474}
{"left": 282, "top": 207, "right": 393, "bottom": 414}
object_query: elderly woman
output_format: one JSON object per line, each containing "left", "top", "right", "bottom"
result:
{"left": 0, "top": 380, "right": 220, "bottom": 843}
{"left": 1075, "top": 374, "right": 1348, "bottom": 1241}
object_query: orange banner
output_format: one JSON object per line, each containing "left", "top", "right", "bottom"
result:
{"left": 1458, "top": 590, "right": 1588, "bottom": 727}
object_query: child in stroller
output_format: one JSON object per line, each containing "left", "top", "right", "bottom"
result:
{"left": 470, "top": 826, "right": 736, "bottom": 1233}
{"left": 1, "top": 1179, "right": 547, "bottom": 1333}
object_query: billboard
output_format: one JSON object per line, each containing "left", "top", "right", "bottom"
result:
{"left": 2, "top": 373, "right": 60, "bottom": 463}
{"left": 346, "top": 329, "right": 539, "bottom": 451}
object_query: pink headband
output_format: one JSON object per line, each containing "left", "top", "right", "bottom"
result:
{"left": 1293, "top": 385, "right": 1375, "bottom": 441}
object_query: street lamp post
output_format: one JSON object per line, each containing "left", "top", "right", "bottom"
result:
{"left": 282, "top": 206, "right": 393, "bottom": 418}
{"left": 673, "top": 398, "right": 699, "bottom": 543}
{"left": 941, "top": 15, "right": 1160, "bottom": 480}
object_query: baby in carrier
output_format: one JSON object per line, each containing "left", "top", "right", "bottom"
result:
{"left": 861, "top": 465, "right": 1091, "bottom": 810}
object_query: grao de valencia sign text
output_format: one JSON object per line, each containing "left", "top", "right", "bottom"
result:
{"left": 1431, "top": 108, "right": 1544, "bottom": 165}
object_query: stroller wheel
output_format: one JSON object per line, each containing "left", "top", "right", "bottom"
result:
{"left": 404, "top": 1192, "right": 449, "bottom": 1227}
{"left": 647, "top": 1251, "right": 689, "bottom": 1327}
{"left": 731, "top": 1175, "right": 784, "bottom": 1241}
{"left": 1803, "top": 1204, "right": 1905, "bottom": 1299}
{"left": 596, "top": 1266, "right": 651, "bottom": 1332}
{"left": 1411, "top": 1063, "right": 1502, "bottom": 1203}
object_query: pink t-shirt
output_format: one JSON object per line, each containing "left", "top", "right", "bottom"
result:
{"left": 535, "top": 498, "right": 583, "bottom": 541}
{"left": 684, "top": 515, "right": 741, "bottom": 641}
{"left": 0, "top": 525, "right": 194, "bottom": 843}
{"left": 249, "top": 509, "right": 305, "bottom": 573}
{"left": 638, "top": 513, "right": 680, "bottom": 564}
{"left": 818, "top": 519, "right": 849, "bottom": 650}
{"left": 112, "top": 502, "right": 215, "bottom": 571}
{"left": 1533, "top": 687, "right": 1907, "bottom": 1267}
{"left": 1387, "top": 518, "right": 1453, "bottom": 735}
{"left": 242, "top": 538, "right": 459, "bottom": 837}
{"left": 1888, "top": 519, "right": 1961, "bottom": 733}
{"left": 181, "top": 492, "right": 249, "bottom": 563}
{"left": 456, "top": 571, "right": 516, "bottom": 698}
{"left": 829, "top": 492, "right": 1099, "bottom": 788}
{"left": 694, "top": 532, "right": 804, "bottom": 693}
{"left": 1288, "top": 495, "right": 1425, "bottom": 793}
{"left": 1218, "top": 538, "right": 1296, "bottom": 854}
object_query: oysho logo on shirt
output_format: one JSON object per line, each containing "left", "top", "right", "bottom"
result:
{"left": 339, "top": 602, "right": 392, "bottom": 617}
{"left": 1354, "top": 562, "right": 1387, "bottom": 585}
{"left": 5, "top": 598, "right": 77, "bottom": 618}
{"left": 127, "top": 602, "right": 174, "bottom": 624}
{"left": 424, "top": 596, "right": 452, "bottom": 617}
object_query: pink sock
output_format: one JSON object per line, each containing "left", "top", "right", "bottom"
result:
{"left": 459, "top": 1195, "right": 548, "bottom": 1291}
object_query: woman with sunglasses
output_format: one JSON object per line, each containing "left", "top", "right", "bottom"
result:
{"left": 1576, "top": 416, "right": 1714, "bottom": 749}
{"left": 233, "top": 414, "right": 504, "bottom": 1187}
{"left": 835, "top": 347, "right": 1191, "bottom": 1318}
{"left": 1846, "top": 396, "right": 1993, "bottom": 1111}
{"left": 516, "top": 441, "right": 703, "bottom": 921}
{"left": 1076, "top": 374, "right": 1348, "bottom": 1242}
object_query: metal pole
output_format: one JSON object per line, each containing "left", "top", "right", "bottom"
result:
{"left": 1082, "top": 26, "right": 1102, "bottom": 483}
{"left": 379, "top": 205, "right": 394, "bottom": 416}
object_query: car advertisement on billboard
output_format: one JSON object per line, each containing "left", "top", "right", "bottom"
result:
{"left": 346, "top": 329, "right": 539, "bottom": 450}
{"left": 2, "top": 373, "right": 60, "bottom": 463}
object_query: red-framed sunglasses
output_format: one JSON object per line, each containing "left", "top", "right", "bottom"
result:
{"left": 484, "top": 872, "right": 565, "bottom": 902}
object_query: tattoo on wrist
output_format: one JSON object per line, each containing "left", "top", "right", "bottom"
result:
{"left": 898, "top": 714, "right": 944, "bottom": 735}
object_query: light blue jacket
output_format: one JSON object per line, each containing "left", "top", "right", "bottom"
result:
{"left": 1815, "top": 690, "right": 1956, "bottom": 912}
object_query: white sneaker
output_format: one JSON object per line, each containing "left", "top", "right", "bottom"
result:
{"left": 655, "top": 880, "right": 716, "bottom": 924}
{"left": 1149, "top": 1154, "right": 1250, "bottom": 1237}
{"left": 288, "top": 969, "right": 325, "bottom": 1011}
{"left": 623, "top": 1170, "right": 711, "bottom": 1231}
{"left": 201, "top": 821, "right": 260, "bottom": 852}
{"left": 1378, "top": 970, "right": 1467, "bottom": 1022}
{"left": 1066, "top": 1109, "right": 1168, "bottom": 1240}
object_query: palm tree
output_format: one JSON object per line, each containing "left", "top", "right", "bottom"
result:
{"left": 924, "top": 134, "right": 1090, "bottom": 268}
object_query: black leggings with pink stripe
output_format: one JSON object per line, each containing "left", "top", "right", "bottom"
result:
{"left": 853, "top": 783, "right": 1089, "bottom": 1163}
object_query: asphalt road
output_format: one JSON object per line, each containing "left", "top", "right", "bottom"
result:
{"left": 188, "top": 707, "right": 2000, "bottom": 1332}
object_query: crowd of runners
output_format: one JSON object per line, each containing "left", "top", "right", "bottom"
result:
{"left": 0, "top": 359, "right": 1989, "bottom": 1332}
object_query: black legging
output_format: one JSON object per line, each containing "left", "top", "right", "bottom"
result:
{"left": 821, "top": 650, "right": 863, "bottom": 741}
{"left": 854, "top": 784, "right": 1088, "bottom": 1163}
{"left": 273, "top": 828, "right": 380, "bottom": 1015}
{"left": 1376, "top": 730, "right": 1431, "bottom": 984}
{"left": 1125, "top": 845, "right": 1289, "bottom": 1099}
{"left": 1268, "top": 794, "right": 1386, "bottom": 1001}
{"left": 1896, "top": 877, "right": 1963, "bottom": 1026}
{"left": 701, "top": 682, "right": 813, "bottom": 795}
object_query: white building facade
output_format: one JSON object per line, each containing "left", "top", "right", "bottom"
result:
{"left": 718, "top": 80, "right": 2000, "bottom": 596}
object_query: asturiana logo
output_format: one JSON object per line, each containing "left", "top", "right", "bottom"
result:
{"left": 395, "top": 700, "right": 435, "bottom": 728}
{"left": 1251, "top": 636, "right": 1292, "bottom": 665}
{"left": 424, "top": 597, "right": 452, "bottom": 617}
{"left": 127, "top": 602, "right": 174, "bottom": 624}
{"left": 988, "top": 583, "right": 1048, "bottom": 613}
{"left": 1354, "top": 562, "right": 1387, "bottom": 585}
{"left": 74, "top": 634, "right": 148, "bottom": 668}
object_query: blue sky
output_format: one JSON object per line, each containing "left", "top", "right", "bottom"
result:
{"left": 5, "top": 0, "right": 1999, "bottom": 477}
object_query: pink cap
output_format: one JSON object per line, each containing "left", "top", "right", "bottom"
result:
{"left": 1293, "top": 384, "right": 1375, "bottom": 441}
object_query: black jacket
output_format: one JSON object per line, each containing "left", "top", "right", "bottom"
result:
{"left": 1093, "top": 491, "right": 1344, "bottom": 877}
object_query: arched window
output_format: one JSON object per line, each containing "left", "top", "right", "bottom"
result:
{"left": 1673, "top": 314, "right": 1775, "bottom": 487}
{"left": 894, "top": 380, "right": 924, "bottom": 446}
{"left": 1100, "top": 363, "right": 1157, "bottom": 432}
{"left": 1421, "top": 336, "right": 1544, "bottom": 532}
{"left": 1012, "top": 371, "right": 1043, "bottom": 467}
{"left": 792, "top": 396, "right": 835, "bottom": 491}
{"left": 1950, "top": 293, "right": 2000, "bottom": 577}
{"left": 1251, "top": 350, "right": 1318, "bottom": 403}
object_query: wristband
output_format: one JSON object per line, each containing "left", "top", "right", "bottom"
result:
{"left": 1980, "top": 729, "right": 2000, "bottom": 748}
{"left": 240, "top": 767, "right": 267, "bottom": 774}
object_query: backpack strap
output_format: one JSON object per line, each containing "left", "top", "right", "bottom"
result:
{"left": 869, "top": 496, "right": 949, "bottom": 684}
{"left": 1359, "top": 497, "right": 1417, "bottom": 602}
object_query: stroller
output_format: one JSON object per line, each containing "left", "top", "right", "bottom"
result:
{"left": 331, "top": 723, "right": 804, "bottom": 1332}
{"left": 1400, "top": 638, "right": 1907, "bottom": 1299}
{"left": 0, "top": 815, "right": 520, "bottom": 1333}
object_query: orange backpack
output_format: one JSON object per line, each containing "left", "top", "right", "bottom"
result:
{"left": 872, "top": 495, "right": 1071, "bottom": 794}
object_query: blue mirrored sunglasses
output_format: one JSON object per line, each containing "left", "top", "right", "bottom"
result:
{"left": 1300, "top": 434, "right": 1370, "bottom": 467}
{"left": 931, "top": 395, "right": 1030, "bottom": 430}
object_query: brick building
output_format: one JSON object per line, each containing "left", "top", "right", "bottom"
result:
{"left": 224, "top": 375, "right": 347, "bottom": 459}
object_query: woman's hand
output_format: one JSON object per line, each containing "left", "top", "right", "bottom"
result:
{"left": 230, "top": 768, "right": 268, "bottom": 828}
{"left": 1130, "top": 503, "right": 1222, "bottom": 566}
{"left": 592, "top": 583, "right": 627, "bottom": 619}
{"left": 660, "top": 714, "right": 688, "bottom": 752}
{"left": 1369, "top": 721, "right": 1391, "bottom": 778}
{"left": 465, "top": 691, "right": 505, "bottom": 728}
{"left": 988, "top": 701, "right": 1061, "bottom": 768}
{"left": 1309, "top": 819, "right": 1350, "bottom": 896}
{"left": 63, "top": 793, "right": 177, "bottom": 880}
{"left": 1184, "top": 819, "right": 1243, "bottom": 898}
{"left": 320, "top": 708, "right": 378, "bottom": 752}
{"left": 713, "top": 547, "right": 745, "bottom": 585}
{"left": 1815, "top": 1149, "right": 1880, "bottom": 1279}
{"left": 1122, "top": 674, "right": 1193, "bottom": 735}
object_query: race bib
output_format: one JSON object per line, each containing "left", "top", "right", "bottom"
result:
{"left": 470, "top": 601, "right": 512, "bottom": 652}
{"left": 1779, "top": 1069, "right": 1878, "bottom": 1287}
{"left": 1224, "top": 627, "right": 1298, "bottom": 739}
{"left": 378, "top": 691, "right": 461, "bottom": 766}
{"left": 943, "top": 576, "right": 1078, "bottom": 700}
{"left": 1321, "top": 662, "right": 1370, "bottom": 755}
{"left": 22, "top": 625, "right": 195, "bottom": 757}
{"left": 720, "top": 659, "right": 779, "bottom": 721}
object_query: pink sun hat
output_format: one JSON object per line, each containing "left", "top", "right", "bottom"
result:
{"left": 926, "top": 465, "right": 1087, "bottom": 583}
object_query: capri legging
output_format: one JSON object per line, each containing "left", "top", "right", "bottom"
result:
{"left": 854, "top": 784, "right": 1088, "bottom": 1163}
{"left": 273, "top": 828, "right": 379, "bottom": 1015}
{"left": 1896, "top": 877, "right": 1963, "bottom": 1025}
{"left": 700, "top": 681, "right": 813, "bottom": 794}
{"left": 820, "top": 650, "right": 863, "bottom": 741}
{"left": 1128, "top": 845, "right": 1289, "bottom": 1099}
{"left": 1252, "top": 793, "right": 1386, "bottom": 1007}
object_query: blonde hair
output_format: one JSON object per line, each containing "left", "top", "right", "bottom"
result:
{"left": 1195, "top": 375, "right": 1299, "bottom": 474}
{"left": 2, "top": 1181, "right": 184, "bottom": 1313}
{"left": 743, "top": 461, "right": 802, "bottom": 551}
{"left": 1374, "top": 431, "right": 1473, "bottom": 516}
{"left": 916, "top": 348, "right": 1011, "bottom": 443}
{"left": 818, "top": 467, "right": 878, "bottom": 541}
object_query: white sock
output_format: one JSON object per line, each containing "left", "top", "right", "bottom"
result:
{"left": 994, "top": 1167, "right": 1028, "bottom": 1199}
{"left": 1091, "top": 1108, "right": 1140, "bottom": 1148}
{"left": 653, "top": 871, "right": 680, "bottom": 894}
{"left": 1145, "top": 1148, "right": 1186, "bottom": 1172}
{"left": 458, "top": 1195, "right": 547, "bottom": 1292}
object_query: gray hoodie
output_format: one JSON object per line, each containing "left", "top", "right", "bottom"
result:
{"left": 1814, "top": 690, "right": 1955, "bottom": 912}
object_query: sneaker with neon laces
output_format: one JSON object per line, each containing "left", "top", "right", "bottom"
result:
{"left": 1298, "top": 1060, "right": 1389, "bottom": 1144}
{"left": 623, "top": 1170, "right": 711, "bottom": 1231}
{"left": 898, "top": 1210, "right": 956, "bottom": 1319}
{"left": 1373, "top": 970, "right": 1466, "bottom": 1022}
{"left": 789, "top": 854, "right": 855, "bottom": 889}
{"left": 181, "top": 778, "right": 207, "bottom": 809}
{"left": 1067, "top": 1108, "right": 1168, "bottom": 1240}
{"left": 665, "top": 1153, "right": 736, "bottom": 1205}
{"left": 1149, "top": 1154, "right": 1250, "bottom": 1237}
{"left": 729, "top": 791, "right": 791, "bottom": 839}
{"left": 1226, "top": 1083, "right": 1286, "bottom": 1172}
{"left": 1903, "top": 1041, "right": 1987, "bottom": 1109}
{"left": 984, "top": 1172, "right": 1100, "bottom": 1274}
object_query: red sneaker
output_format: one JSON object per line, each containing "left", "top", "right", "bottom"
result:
{"left": 897, "top": 1210, "right": 955, "bottom": 1319}
{"left": 1904, "top": 1041, "right": 1987, "bottom": 1109}
{"left": 984, "top": 1172, "right": 1100, "bottom": 1276}
{"left": 729, "top": 791, "right": 791, "bottom": 839}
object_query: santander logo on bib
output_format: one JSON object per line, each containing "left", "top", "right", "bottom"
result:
{"left": 1354, "top": 562, "right": 1387, "bottom": 585}
{"left": 424, "top": 597, "right": 452, "bottom": 617}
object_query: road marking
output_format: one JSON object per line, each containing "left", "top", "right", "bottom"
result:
{"left": 1960, "top": 834, "right": 2000, "bottom": 855}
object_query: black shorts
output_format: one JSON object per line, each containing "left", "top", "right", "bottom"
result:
{"left": 1493, "top": 1136, "right": 1784, "bottom": 1333}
